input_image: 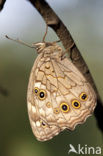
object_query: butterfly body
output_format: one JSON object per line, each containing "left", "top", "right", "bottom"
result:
{"left": 27, "top": 42, "right": 97, "bottom": 141}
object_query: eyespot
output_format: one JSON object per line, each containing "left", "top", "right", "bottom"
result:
{"left": 38, "top": 89, "right": 46, "bottom": 100}
{"left": 60, "top": 103, "right": 69, "bottom": 113}
{"left": 40, "top": 120, "right": 47, "bottom": 128}
{"left": 72, "top": 100, "right": 81, "bottom": 109}
{"left": 46, "top": 102, "right": 51, "bottom": 108}
{"left": 33, "top": 87, "right": 39, "bottom": 95}
{"left": 80, "top": 92, "right": 88, "bottom": 101}
{"left": 54, "top": 108, "right": 60, "bottom": 114}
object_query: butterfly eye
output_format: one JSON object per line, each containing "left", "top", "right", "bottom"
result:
{"left": 33, "top": 87, "right": 39, "bottom": 95}
{"left": 80, "top": 92, "right": 88, "bottom": 101}
{"left": 72, "top": 100, "right": 81, "bottom": 109}
{"left": 38, "top": 89, "right": 46, "bottom": 100}
{"left": 60, "top": 103, "right": 69, "bottom": 113}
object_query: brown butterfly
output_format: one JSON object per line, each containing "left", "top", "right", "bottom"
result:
{"left": 6, "top": 28, "right": 97, "bottom": 141}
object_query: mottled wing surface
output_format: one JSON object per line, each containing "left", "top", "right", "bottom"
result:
{"left": 27, "top": 52, "right": 96, "bottom": 141}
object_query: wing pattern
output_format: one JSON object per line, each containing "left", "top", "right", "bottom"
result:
{"left": 27, "top": 51, "right": 96, "bottom": 141}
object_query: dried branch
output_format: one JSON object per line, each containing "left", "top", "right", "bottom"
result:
{"left": 0, "top": 0, "right": 6, "bottom": 11}
{"left": 28, "top": 0, "right": 103, "bottom": 132}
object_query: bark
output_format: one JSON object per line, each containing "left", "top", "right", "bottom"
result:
{"left": 0, "top": 0, "right": 6, "bottom": 11}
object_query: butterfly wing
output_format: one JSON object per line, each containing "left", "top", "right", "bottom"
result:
{"left": 27, "top": 53, "right": 63, "bottom": 141}
{"left": 52, "top": 58, "right": 96, "bottom": 129}
{"left": 28, "top": 105, "right": 61, "bottom": 141}
{"left": 27, "top": 53, "right": 96, "bottom": 141}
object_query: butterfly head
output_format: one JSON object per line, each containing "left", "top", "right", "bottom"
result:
{"left": 32, "top": 42, "right": 46, "bottom": 53}
{"left": 33, "top": 42, "right": 62, "bottom": 57}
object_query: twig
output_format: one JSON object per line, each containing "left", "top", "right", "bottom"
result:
{"left": 0, "top": 0, "right": 6, "bottom": 11}
{"left": 28, "top": 0, "right": 103, "bottom": 132}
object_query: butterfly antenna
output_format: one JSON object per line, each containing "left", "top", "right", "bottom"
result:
{"left": 5, "top": 35, "right": 34, "bottom": 48}
{"left": 42, "top": 24, "right": 48, "bottom": 42}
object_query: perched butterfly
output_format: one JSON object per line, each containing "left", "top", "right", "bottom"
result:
{"left": 6, "top": 28, "right": 97, "bottom": 141}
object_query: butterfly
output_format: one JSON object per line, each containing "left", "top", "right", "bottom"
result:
{"left": 27, "top": 41, "right": 97, "bottom": 141}
{"left": 6, "top": 28, "right": 97, "bottom": 142}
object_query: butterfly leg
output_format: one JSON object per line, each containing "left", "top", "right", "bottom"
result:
{"left": 42, "top": 24, "right": 48, "bottom": 42}
{"left": 61, "top": 42, "right": 75, "bottom": 60}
